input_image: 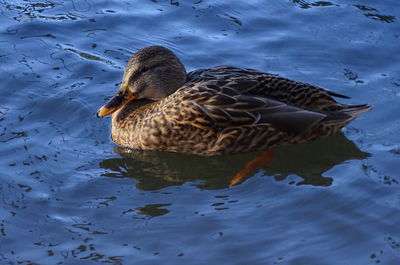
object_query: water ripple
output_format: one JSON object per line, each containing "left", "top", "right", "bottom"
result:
{"left": 0, "top": 0, "right": 399, "bottom": 264}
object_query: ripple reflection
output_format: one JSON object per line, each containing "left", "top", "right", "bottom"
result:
{"left": 100, "top": 133, "right": 369, "bottom": 190}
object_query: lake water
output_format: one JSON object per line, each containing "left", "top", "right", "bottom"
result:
{"left": 1, "top": 0, "right": 400, "bottom": 264}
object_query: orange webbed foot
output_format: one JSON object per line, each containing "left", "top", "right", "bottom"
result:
{"left": 229, "top": 150, "right": 275, "bottom": 187}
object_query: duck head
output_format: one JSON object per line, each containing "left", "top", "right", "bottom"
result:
{"left": 97, "top": 46, "right": 187, "bottom": 117}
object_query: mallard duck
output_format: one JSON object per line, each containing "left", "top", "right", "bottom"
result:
{"left": 97, "top": 45, "right": 371, "bottom": 156}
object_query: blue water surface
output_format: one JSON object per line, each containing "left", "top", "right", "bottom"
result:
{"left": 1, "top": 0, "right": 400, "bottom": 264}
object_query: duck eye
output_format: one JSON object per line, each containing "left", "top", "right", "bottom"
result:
{"left": 128, "top": 68, "right": 146, "bottom": 83}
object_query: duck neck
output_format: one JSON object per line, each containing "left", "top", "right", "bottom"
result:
{"left": 110, "top": 99, "right": 156, "bottom": 147}
{"left": 112, "top": 99, "right": 154, "bottom": 125}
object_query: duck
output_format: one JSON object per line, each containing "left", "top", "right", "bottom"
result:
{"left": 97, "top": 45, "right": 371, "bottom": 156}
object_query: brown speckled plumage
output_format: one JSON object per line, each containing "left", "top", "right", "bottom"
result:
{"left": 99, "top": 46, "right": 371, "bottom": 156}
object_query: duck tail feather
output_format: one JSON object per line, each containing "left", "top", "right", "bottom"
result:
{"left": 342, "top": 104, "right": 372, "bottom": 120}
{"left": 328, "top": 91, "right": 351, "bottom": 99}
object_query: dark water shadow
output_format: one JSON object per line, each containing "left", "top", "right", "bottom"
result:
{"left": 99, "top": 133, "right": 369, "bottom": 191}
{"left": 354, "top": 5, "right": 396, "bottom": 23}
{"left": 268, "top": 133, "right": 370, "bottom": 186}
{"left": 290, "top": 1, "right": 395, "bottom": 23}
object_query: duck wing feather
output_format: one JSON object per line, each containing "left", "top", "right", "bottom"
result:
{"left": 166, "top": 81, "right": 327, "bottom": 135}
{"left": 187, "top": 66, "right": 348, "bottom": 111}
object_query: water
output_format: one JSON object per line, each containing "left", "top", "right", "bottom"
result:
{"left": 1, "top": 0, "right": 400, "bottom": 264}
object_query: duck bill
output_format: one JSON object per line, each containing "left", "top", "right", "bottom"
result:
{"left": 97, "top": 90, "right": 138, "bottom": 117}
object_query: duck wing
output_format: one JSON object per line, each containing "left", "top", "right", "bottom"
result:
{"left": 168, "top": 81, "right": 329, "bottom": 135}
{"left": 187, "top": 66, "right": 348, "bottom": 111}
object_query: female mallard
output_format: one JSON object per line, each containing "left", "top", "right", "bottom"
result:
{"left": 97, "top": 45, "right": 370, "bottom": 156}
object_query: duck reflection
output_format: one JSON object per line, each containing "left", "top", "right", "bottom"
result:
{"left": 99, "top": 133, "right": 369, "bottom": 190}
